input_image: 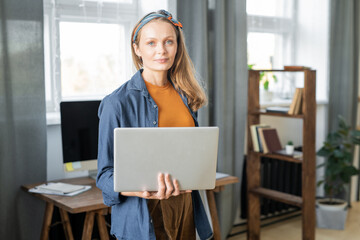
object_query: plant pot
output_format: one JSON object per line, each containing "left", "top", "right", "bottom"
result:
{"left": 285, "top": 145, "right": 294, "bottom": 155}
{"left": 261, "top": 91, "right": 273, "bottom": 102}
{"left": 316, "top": 198, "right": 348, "bottom": 230}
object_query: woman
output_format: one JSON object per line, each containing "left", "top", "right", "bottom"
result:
{"left": 96, "top": 10, "right": 212, "bottom": 240}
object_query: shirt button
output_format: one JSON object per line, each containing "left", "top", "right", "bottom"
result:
{"left": 150, "top": 219, "right": 153, "bottom": 223}
{"left": 153, "top": 121, "right": 157, "bottom": 125}
{"left": 153, "top": 105, "right": 157, "bottom": 108}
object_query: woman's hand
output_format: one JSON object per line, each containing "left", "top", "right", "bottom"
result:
{"left": 121, "top": 173, "right": 192, "bottom": 199}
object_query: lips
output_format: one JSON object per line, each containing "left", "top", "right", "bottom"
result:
{"left": 154, "top": 58, "right": 169, "bottom": 63}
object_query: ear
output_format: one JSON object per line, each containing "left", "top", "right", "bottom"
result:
{"left": 132, "top": 43, "right": 141, "bottom": 58}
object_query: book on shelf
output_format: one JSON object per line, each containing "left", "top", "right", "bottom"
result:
{"left": 258, "top": 127, "right": 272, "bottom": 153}
{"left": 265, "top": 106, "right": 290, "bottom": 114}
{"left": 250, "top": 124, "right": 269, "bottom": 152}
{"left": 275, "top": 149, "right": 303, "bottom": 159}
{"left": 261, "top": 128, "right": 282, "bottom": 153}
{"left": 288, "top": 88, "right": 303, "bottom": 115}
{"left": 293, "top": 88, "right": 303, "bottom": 114}
{"left": 284, "top": 66, "right": 311, "bottom": 70}
{"left": 256, "top": 125, "right": 271, "bottom": 152}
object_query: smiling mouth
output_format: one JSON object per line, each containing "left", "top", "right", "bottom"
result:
{"left": 155, "top": 58, "right": 169, "bottom": 63}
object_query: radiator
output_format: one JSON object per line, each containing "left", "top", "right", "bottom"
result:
{"left": 241, "top": 156, "right": 302, "bottom": 219}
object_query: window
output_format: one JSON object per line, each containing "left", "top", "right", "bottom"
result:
{"left": 59, "top": 22, "right": 126, "bottom": 99}
{"left": 247, "top": 0, "right": 296, "bottom": 102}
{"left": 44, "top": 0, "right": 170, "bottom": 115}
{"left": 247, "top": 0, "right": 330, "bottom": 102}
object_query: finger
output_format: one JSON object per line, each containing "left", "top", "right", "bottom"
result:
{"left": 146, "top": 192, "right": 159, "bottom": 199}
{"left": 165, "top": 174, "right": 174, "bottom": 198}
{"left": 172, "top": 179, "right": 180, "bottom": 196}
{"left": 142, "top": 191, "right": 151, "bottom": 198}
{"left": 180, "top": 190, "right": 192, "bottom": 194}
{"left": 157, "top": 173, "right": 166, "bottom": 200}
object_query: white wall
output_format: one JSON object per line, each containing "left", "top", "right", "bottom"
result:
{"left": 295, "top": 0, "right": 330, "bottom": 197}
{"left": 295, "top": 0, "right": 330, "bottom": 102}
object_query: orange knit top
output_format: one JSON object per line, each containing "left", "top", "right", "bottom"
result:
{"left": 144, "top": 79, "right": 196, "bottom": 239}
{"left": 144, "top": 80, "right": 195, "bottom": 127}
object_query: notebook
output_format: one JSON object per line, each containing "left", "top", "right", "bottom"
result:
{"left": 113, "top": 127, "right": 219, "bottom": 192}
{"left": 262, "top": 128, "right": 282, "bottom": 153}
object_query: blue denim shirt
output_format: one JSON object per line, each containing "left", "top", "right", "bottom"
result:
{"left": 96, "top": 70, "right": 213, "bottom": 240}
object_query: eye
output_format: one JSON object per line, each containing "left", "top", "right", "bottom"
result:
{"left": 147, "top": 41, "right": 155, "bottom": 46}
{"left": 165, "top": 40, "right": 174, "bottom": 45}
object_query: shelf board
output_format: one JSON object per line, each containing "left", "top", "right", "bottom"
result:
{"left": 252, "top": 151, "right": 303, "bottom": 163}
{"left": 251, "top": 110, "right": 304, "bottom": 119}
{"left": 250, "top": 187, "right": 303, "bottom": 207}
{"left": 249, "top": 69, "right": 312, "bottom": 72}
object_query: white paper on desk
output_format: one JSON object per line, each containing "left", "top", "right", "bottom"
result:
{"left": 216, "top": 172, "right": 230, "bottom": 179}
{"left": 29, "top": 185, "right": 91, "bottom": 196}
{"left": 38, "top": 182, "right": 86, "bottom": 194}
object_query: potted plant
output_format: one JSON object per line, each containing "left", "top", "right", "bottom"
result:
{"left": 316, "top": 115, "right": 360, "bottom": 229}
{"left": 248, "top": 64, "right": 278, "bottom": 101}
{"left": 285, "top": 141, "right": 294, "bottom": 155}
{"left": 259, "top": 71, "right": 278, "bottom": 101}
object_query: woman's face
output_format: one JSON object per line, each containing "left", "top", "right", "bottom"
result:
{"left": 133, "top": 20, "right": 178, "bottom": 73}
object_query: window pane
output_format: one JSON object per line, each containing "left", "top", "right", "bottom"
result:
{"left": 248, "top": 32, "right": 289, "bottom": 97}
{"left": 247, "top": 0, "right": 293, "bottom": 17}
{"left": 59, "top": 22, "right": 126, "bottom": 99}
{"left": 84, "top": 0, "right": 133, "bottom": 3}
{"left": 248, "top": 32, "right": 278, "bottom": 69}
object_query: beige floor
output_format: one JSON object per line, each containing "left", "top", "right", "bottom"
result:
{"left": 228, "top": 201, "right": 360, "bottom": 240}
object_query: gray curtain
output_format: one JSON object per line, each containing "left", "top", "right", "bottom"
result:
{"left": 328, "top": 0, "right": 360, "bottom": 202}
{"left": 177, "top": 0, "right": 248, "bottom": 239}
{"left": 0, "top": 0, "right": 47, "bottom": 239}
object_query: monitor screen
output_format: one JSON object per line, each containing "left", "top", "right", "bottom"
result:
{"left": 60, "top": 100, "right": 101, "bottom": 176}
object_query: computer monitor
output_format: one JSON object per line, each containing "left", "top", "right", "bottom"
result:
{"left": 60, "top": 100, "right": 101, "bottom": 179}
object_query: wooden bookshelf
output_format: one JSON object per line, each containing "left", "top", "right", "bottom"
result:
{"left": 252, "top": 151, "right": 303, "bottom": 164}
{"left": 250, "top": 110, "right": 305, "bottom": 119}
{"left": 247, "top": 69, "right": 316, "bottom": 240}
{"left": 250, "top": 187, "right": 303, "bottom": 207}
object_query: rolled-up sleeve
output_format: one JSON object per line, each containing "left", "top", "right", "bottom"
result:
{"left": 96, "top": 97, "right": 126, "bottom": 206}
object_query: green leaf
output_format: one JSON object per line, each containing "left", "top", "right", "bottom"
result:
{"left": 338, "top": 129, "right": 348, "bottom": 137}
{"left": 338, "top": 115, "right": 348, "bottom": 129}
{"left": 317, "top": 180, "right": 325, "bottom": 187}
{"left": 263, "top": 80, "right": 269, "bottom": 90}
{"left": 248, "top": 64, "right": 255, "bottom": 70}
{"left": 260, "top": 72, "right": 265, "bottom": 80}
{"left": 333, "top": 149, "right": 344, "bottom": 158}
{"left": 272, "top": 75, "right": 278, "bottom": 83}
{"left": 351, "top": 130, "right": 360, "bottom": 137}
{"left": 317, "top": 147, "right": 331, "bottom": 157}
{"left": 316, "top": 162, "right": 326, "bottom": 169}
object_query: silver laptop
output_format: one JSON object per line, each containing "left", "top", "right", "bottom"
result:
{"left": 114, "top": 127, "right": 219, "bottom": 192}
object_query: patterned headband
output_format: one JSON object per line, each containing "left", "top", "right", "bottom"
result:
{"left": 132, "top": 10, "right": 183, "bottom": 43}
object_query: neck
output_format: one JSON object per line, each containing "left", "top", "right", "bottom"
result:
{"left": 142, "top": 68, "right": 168, "bottom": 86}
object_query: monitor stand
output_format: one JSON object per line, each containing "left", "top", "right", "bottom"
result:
{"left": 89, "top": 169, "right": 97, "bottom": 180}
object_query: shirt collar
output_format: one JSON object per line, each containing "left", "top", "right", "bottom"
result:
{"left": 128, "top": 69, "right": 146, "bottom": 91}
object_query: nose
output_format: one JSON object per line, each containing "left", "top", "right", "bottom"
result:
{"left": 156, "top": 43, "right": 166, "bottom": 54}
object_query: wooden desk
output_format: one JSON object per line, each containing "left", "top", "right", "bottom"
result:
{"left": 22, "top": 176, "right": 238, "bottom": 240}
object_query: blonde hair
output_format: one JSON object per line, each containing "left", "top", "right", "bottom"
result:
{"left": 131, "top": 11, "right": 207, "bottom": 112}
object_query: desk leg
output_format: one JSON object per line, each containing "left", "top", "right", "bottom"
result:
{"left": 82, "top": 211, "right": 95, "bottom": 240}
{"left": 206, "top": 190, "right": 221, "bottom": 240}
{"left": 96, "top": 210, "right": 110, "bottom": 240}
{"left": 40, "top": 202, "right": 54, "bottom": 240}
{"left": 59, "top": 209, "right": 74, "bottom": 240}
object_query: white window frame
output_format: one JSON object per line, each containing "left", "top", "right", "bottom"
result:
{"left": 247, "top": 0, "right": 298, "bottom": 105}
{"left": 44, "top": 0, "right": 139, "bottom": 114}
